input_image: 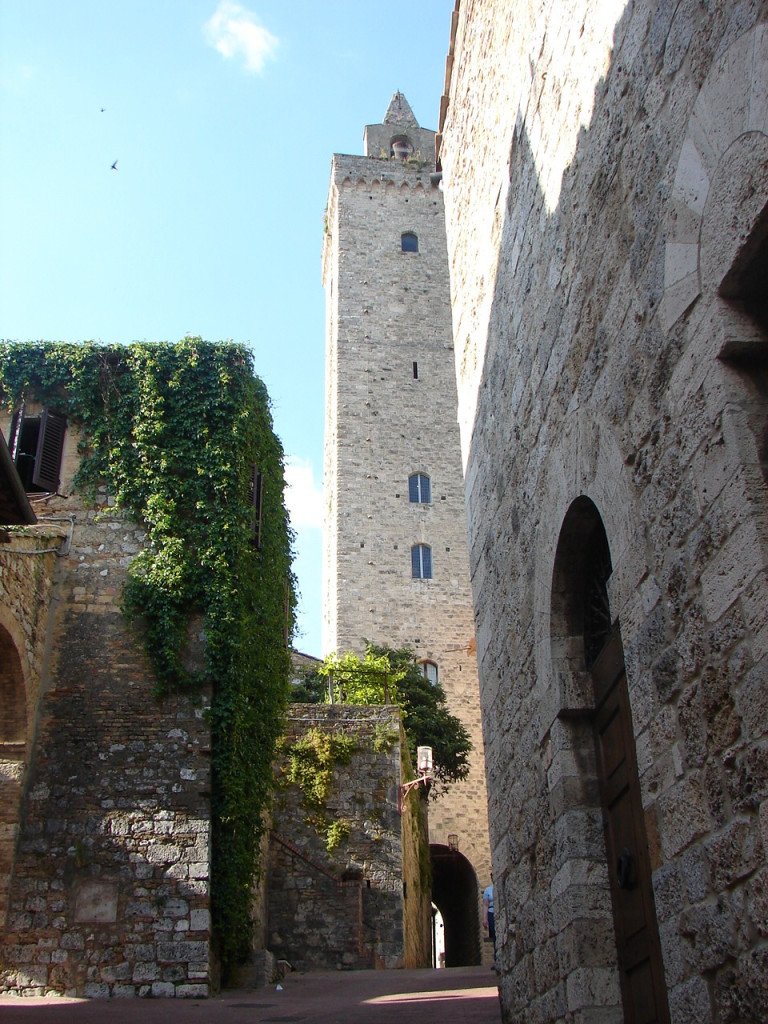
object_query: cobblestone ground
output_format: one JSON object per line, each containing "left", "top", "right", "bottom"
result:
{"left": 0, "top": 966, "right": 501, "bottom": 1023}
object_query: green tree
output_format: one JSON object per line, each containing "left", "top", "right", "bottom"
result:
{"left": 290, "top": 664, "right": 327, "bottom": 703}
{"left": 304, "top": 642, "right": 472, "bottom": 790}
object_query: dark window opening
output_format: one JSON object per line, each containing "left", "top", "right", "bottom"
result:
{"left": 411, "top": 543, "right": 432, "bottom": 579}
{"left": 391, "top": 135, "right": 414, "bottom": 161}
{"left": 719, "top": 207, "right": 768, "bottom": 334}
{"left": 718, "top": 201, "right": 768, "bottom": 486}
{"left": 582, "top": 525, "right": 613, "bottom": 669}
{"left": 413, "top": 361, "right": 418, "bottom": 379}
{"left": 10, "top": 407, "right": 66, "bottom": 493}
{"left": 409, "top": 472, "right": 431, "bottom": 504}
{"left": 401, "top": 232, "right": 419, "bottom": 253}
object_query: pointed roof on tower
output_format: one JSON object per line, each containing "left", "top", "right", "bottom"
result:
{"left": 383, "top": 92, "right": 419, "bottom": 128}
{"left": 361, "top": 92, "right": 435, "bottom": 161}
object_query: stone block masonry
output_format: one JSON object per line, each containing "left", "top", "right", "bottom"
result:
{"left": 440, "top": 3, "right": 768, "bottom": 1021}
{"left": 0, "top": 449, "right": 212, "bottom": 996}
{"left": 268, "top": 705, "right": 430, "bottom": 972}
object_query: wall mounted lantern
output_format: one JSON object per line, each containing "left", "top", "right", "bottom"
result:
{"left": 399, "top": 746, "right": 433, "bottom": 811}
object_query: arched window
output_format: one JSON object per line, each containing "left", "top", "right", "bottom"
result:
{"left": 411, "top": 543, "right": 432, "bottom": 579}
{"left": 408, "top": 472, "right": 431, "bottom": 504}
{"left": 419, "top": 660, "right": 439, "bottom": 685}
{"left": 401, "top": 232, "right": 419, "bottom": 253}
{"left": 390, "top": 135, "right": 414, "bottom": 160}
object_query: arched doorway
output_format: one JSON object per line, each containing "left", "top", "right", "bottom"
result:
{"left": 551, "top": 497, "right": 670, "bottom": 1023}
{"left": 430, "top": 844, "right": 481, "bottom": 966}
{"left": 0, "top": 623, "right": 28, "bottom": 922}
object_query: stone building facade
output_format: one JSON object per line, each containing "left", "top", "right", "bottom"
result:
{"left": 322, "top": 93, "right": 492, "bottom": 965}
{"left": 0, "top": 408, "right": 212, "bottom": 998}
{"left": 0, "top": 341, "right": 293, "bottom": 998}
{"left": 439, "top": 2, "right": 768, "bottom": 1022}
{"left": 268, "top": 704, "right": 430, "bottom": 972}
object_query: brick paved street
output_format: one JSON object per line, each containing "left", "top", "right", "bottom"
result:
{"left": 0, "top": 966, "right": 501, "bottom": 1024}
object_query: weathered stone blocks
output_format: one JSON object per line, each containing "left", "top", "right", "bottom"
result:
{"left": 441, "top": 2, "right": 768, "bottom": 1021}
{"left": 0, "top": 463, "right": 212, "bottom": 997}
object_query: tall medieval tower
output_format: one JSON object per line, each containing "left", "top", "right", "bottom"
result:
{"left": 322, "top": 93, "right": 491, "bottom": 965}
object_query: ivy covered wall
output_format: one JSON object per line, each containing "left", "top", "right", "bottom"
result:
{"left": 0, "top": 340, "right": 295, "bottom": 980}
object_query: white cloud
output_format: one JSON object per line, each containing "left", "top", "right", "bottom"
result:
{"left": 284, "top": 456, "right": 323, "bottom": 531}
{"left": 204, "top": 1, "right": 279, "bottom": 75}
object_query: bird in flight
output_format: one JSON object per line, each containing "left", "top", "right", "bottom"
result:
{"left": 100, "top": 107, "right": 105, "bottom": 112}
{"left": 111, "top": 160, "right": 118, "bottom": 170}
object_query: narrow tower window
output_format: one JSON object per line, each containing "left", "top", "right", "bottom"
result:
{"left": 401, "top": 232, "right": 419, "bottom": 253}
{"left": 408, "top": 473, "right": 431, "bottom": 504}
{"left": 413, "top": 361, "right": 418, "bottom": 379}
{"left": 411, "top": 543, "right": 432, "bottom": 579}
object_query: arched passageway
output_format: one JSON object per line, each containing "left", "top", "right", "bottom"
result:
{"left": 0, "top": 624, "right": 26, "bottom": 749}
{"left": 551, "top": 497, "right": 670, "bottom": 1023}
{"left": 430, "top": 844, "right": 481, "bottom": 966}
{"left": 0, "top": 623, "right": 27, "bottom": 920}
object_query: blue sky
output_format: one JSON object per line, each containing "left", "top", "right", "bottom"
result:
{"left": 0, "top": 1, "right": 453, "bottom": 656}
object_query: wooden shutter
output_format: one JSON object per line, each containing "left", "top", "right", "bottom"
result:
{"left": 32, "top": 409, "right": 66, "bottom": 491}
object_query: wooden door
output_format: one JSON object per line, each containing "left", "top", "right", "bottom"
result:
{"left": 591, "top": 631, "right": 670, "bottom": 1024}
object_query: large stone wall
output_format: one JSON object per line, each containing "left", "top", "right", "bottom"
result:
{"left": 441, "top": 3, "right": 768, "bottom": 1022}
{"left": 322, "top": 104, "right": 491, "bottom": 929}
{"left": 0, "top": 415, "right": 212, "bottom": 997}
{"left": 268, "top": 705, "right": 430, "bottom": 971}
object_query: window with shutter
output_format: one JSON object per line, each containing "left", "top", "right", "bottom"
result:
{"left": 11, "top": 407, "right": 66, "bottom": 493}
{"left": 33, "top": 410, "right": 67, "bottom": 491}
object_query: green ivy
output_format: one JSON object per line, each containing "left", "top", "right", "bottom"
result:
{"left": 0, "top": 339, "right": 295, "bottom": 980}
{"left": 281, "top": 728, "right": 357, "bottom": 854}
{"left": 324, "top": 817, "right": 351, "bottom": 853}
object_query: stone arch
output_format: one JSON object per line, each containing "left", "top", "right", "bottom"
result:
{"left": 547, "top": 496, "right": 670, "bottom": 1022}
{"left": 534, "top": 407, "right": 646, "bottom": 717}
{"left": 430, "top": 844, "right": 481, "bottom": 966}
{"left": 0, "top": 622, "right": 27, "bottom": 749}
{"left": 0, "top": 623, "right": 28, "bottom": 923}
{"left": 545, "top": 498, "right": 623, "bottom": 1017}
{"left": 550, "top": 495, "right": 611, "bottom": 708}
{"left": 660, "top": 23, "right": 768, "bottom": 331}
{"left": 661, "top": 21, "right": 768, "bottom": 625}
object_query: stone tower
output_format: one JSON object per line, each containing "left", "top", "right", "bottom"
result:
{"left": 322, "top": 93, "right": 491, "bottom": 966}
